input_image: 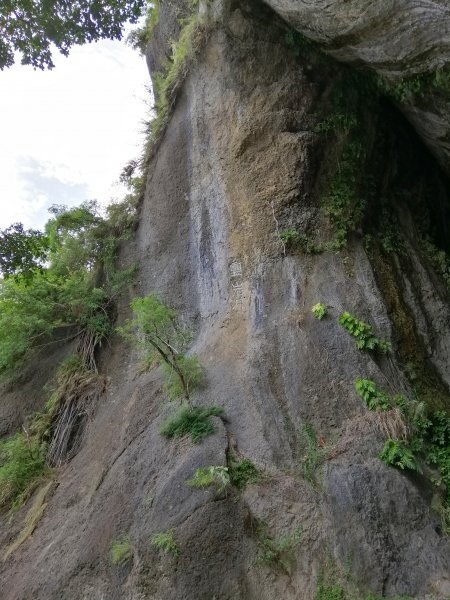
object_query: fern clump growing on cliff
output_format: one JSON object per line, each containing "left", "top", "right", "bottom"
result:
{"left": 110, "top": 536, "right": 133, "bottom": 566}
{"left": 186, "top": 465, "right": 230, "bottom": 494}
{"left": 354, "top": 378, "right": 450, "bottom": 511}
{"left": 255, "top": 521, "right": 302, "bottom": 574}
{"left": 160, "top": 405, "right": 223, "bottom": 443}
{"left": 339, "top": 312, "right": 391, "bottom": 353}
{"left": 151, "top": 528, "right": 180, "bottom": 557}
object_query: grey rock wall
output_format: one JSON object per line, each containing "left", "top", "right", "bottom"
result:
{"left": 264, "top": 0, "right": 450, "bottom": 175}
{"left": 0, "top": 1, "right": 450, "bottom": 599}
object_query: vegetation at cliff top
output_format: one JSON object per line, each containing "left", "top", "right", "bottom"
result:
{"left": 128, "top": 0, "right": 160, "bottom": 55}
{"left": 140, "top": 0, "right": 213, "bottom": 152}
{"left": 0, "top": 0, "right": 147, "bottom": 69}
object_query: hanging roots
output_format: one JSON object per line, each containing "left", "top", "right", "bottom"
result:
{"left": 76, "top": 329, "right": 100, "bottom": 373}
{"left": 46, "top": 329, "right": 106, "bottom": 467}
{"left": 46, "top": 369, "right": 106, "bottom": 467}
{"left": 372, "top": 408, "right": 409, "bottom": 441}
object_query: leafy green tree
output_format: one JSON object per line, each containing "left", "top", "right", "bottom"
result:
{"left": 0, "top": 223, "right": 49, "bottom": 281}
{"left": 118, "top": 294, "right": 202, "bottom": 403}
{"left": 0, "top": 0, "right": 146, "bottom": 70}
{"left": 0, "top": 199, "right": 136, "bottom": 377}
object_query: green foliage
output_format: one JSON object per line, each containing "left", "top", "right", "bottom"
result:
{"left": 379, "top": 439, "right": 421, "bottom": 472}
{"left": 151, "top": 528, "right": 180, "bottom": 557}
{"left": 312, "top": 303, "right": 327, "bottom": 320}
{"left": 425, "top": 410, "right": 450, "bottom": 502}
{"left": 160, "top": 405, "right": 223, "bottom": 443}
{"left": 314, "top": 571, "right": 414, "bottom": 600}
{"left": 338, "top": 312, "right": 391, "bottom": 353}
{"left": 314, "top": 112, "right": 357, "bottom": 134}
{"left": 315, "top": 575, "right": 346, "bottom": 600}
{"left": 354, "top": 379, "right": 390, "bottom": 411}
{"left": 323, "top": 140, "right": 367, "bottom": 250}
{"left": 354, "top": 377, "right": 450, "bottom": 509}
{"left": 186, "top": 465, "right": 230, "bottom": 494}
{"left": 0, "top": 432, "right": 48, "bottom": 511}
{"left": 278, "top": 228, "right": 324, "bottom": 254}
{"left": 149, "top": 7, "right": 211, "bottom": 141}
{"left": 279, "top": 228, "right": 300, "bottom": 245}
{"left": 110, "top": 537, "right": 133, "bottom": 566}
{"left": 118, "top": 294, "right": 201, "bottom": 402}
{"left": 420, "top": 236, "right": 450, "bottom": 289}
{"left": 228, "top": 458, "right": 261, "bottom": 489}
{"left": 300, "top": 423, "right": 325, "bottom": 487}
{"left": 162, "top": 355, "right": 203, "bottom": 401}
{"left": 128, "top": 0, "right": 160, "bottom": 54}
{"left": 0, "top": 223, "right": 49, "bottom": 281}
{"left": 378, "top": 67, "right": 450, "bottom": 103}
{"left": 0, "top": 0, "right": 146, "bottom": 69}
{"left": 0, "top": 200, "right": 137, "bottom": 378}
{"left": 256, "top": 522, "right": 302, "bottom": 572}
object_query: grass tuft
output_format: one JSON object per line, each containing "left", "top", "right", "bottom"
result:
{"left": 110, "top": 536, "right": 133, "bottom": 566}
{"left": 160, "top": 405, "right": 223, "bottom": 443}
{"left": 151, "top": 528, "right": 180, "bottom": 557}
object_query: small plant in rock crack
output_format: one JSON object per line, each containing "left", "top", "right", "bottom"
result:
{"left": 354, "top": 379, "right": 390, "bottom": 411}
{"left": 186, "top": 465, "right": 230, "bottom": 494}
{"left": 151, "top": 528, "right": 180, "bottom": 557}
{"left": 110, "top": 536, "right": 133, "bottom": 566}
{"left": 379, "top": 439, "right": 421, "bottom": 472}
{"left": 312, "top": 302, "right": 327, "bottom": 320}
{"left": 160, "top": 405, "right": 224, "bottom": 443}
{"left": 228, "top": 457, "right": 262, "bottom": 489}
{"left": 300, "top": 423, "right": 325, "bottom": 488}
{"left": 278, "top": 227, "right": 301, "bottom": 245}
{"left": 338, "top": 312, "right": 391, "bottom": 353}
{"left": 256, "top": 522, "right": 302, "bottom": 573}
{"left": 117, "top": 294, "right": 203, "bottom": 404}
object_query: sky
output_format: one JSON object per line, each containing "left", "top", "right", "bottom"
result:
{"left": 0, "top": 37, "right": 151, "bottom": 230}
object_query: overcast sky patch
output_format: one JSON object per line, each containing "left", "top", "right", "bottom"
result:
{"left": 0, "top": 36, "right": 149, "bottom": 230}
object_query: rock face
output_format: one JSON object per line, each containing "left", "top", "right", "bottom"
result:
{"left": 1, "top": 1, "right": 450, "bottom": 599}
{"left": 264, "top": 0, "right": 450, "bottom": 175}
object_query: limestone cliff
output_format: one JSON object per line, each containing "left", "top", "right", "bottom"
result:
{"left": 0, "top": 1, "right": 450, "bottom": 599}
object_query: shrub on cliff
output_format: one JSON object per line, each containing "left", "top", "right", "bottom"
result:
{"left": 118, "top": 294, "right": 203, "bottom": 403}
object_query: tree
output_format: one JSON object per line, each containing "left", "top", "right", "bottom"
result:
{"left": 0, "top": 223, "right": 49, "bottom": 280}
{"left": 0, "top": 0, "right": 146, "bottom": 70}
{"left": 118, "top": 294, "right": 202, "bottom": 403}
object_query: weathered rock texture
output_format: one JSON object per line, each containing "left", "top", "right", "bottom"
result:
{"left": 1, "top": 1, "right": 450, "bottom": 599}
{"left": 264, "top": 0, "right": 450, "bottom": 175}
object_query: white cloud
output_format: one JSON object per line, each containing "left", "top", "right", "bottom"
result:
{"left": 0, "top": 37, "right": 150, "bottom": 230}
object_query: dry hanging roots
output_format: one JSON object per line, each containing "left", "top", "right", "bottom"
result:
{"left": 46, "top": 370, "right": 106, "bottom": 467}
{"left": 372, "top": 408, "right": 409, "bottom": 441}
